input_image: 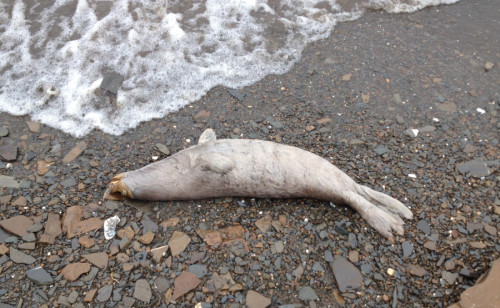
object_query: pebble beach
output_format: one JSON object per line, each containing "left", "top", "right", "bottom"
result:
{"left": 0, "top": 0, "right": 499, "bottom": 307}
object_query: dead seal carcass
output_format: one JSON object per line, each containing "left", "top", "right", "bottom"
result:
{"left": 104, "top": 129, "right": 412, "bottom": 240}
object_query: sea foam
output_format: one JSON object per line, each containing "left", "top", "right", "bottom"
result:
{"left": 0, "top": 0, "right": 459, "bottom": 136}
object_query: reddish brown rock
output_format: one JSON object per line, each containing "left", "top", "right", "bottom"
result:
{"left": 255, "top": 216, "right": 272, "bottom": 233}
{"left": 117, "top": 226, "right": 135, "bottom": 239}
{"left": 0, "top": 215, "right": 33, "bottom": 237}
{"left": 194, "top": 110, "right": 210, "bottom": 121}
{"left": 222, "top": 225, "right": 245, "bottom": 241}
{"left": 160, "top": 217, "right": 180, "bottom": 229}
{"left": 12, "top": 196, "right": 27, "bottom": 207}
{"left": 246, "top": 290, "right": 271, "bottom": 308}
{"left": 409, "top": 264, "right": 428, "bottom": 277}
{"left": 26, "top": 121, "right": 41, "bottom": 133}
{"left": 18, "top": 242, "right": 36, "bottom": 250}
{"left": 138, "top": 231, "right": 155, "bottom": 245}
{"left": 172, "top": 271, "right": 201, "bottom": 301}
{"left": 450, "top": 258, "right": 500, "bottom": 308}
{"left": 62, "top": 206, "right": 103, "bottom": 238}
{"left": 61, "top": 263, "right": 91, "bottom": 281}
{"left": 423, "top": 241, "right": 437, "bottom": 251}
{"left": 39, "top": 213, "right": 62, "bottom": 244}
{"left": 0, "top": 244, "right": 9, "bottom": 255}
{"left": 204, "top": 231, "right": 222, "bottom": 247}
{"left": 83, "top": 252, "right": 109, "bottom": 269}
{"left": 79, "top": 235, "right": 95, "bottom": 248}
{"left": 168, "top": 231, "right": 191, "bottom": 257}
{"left": 317, "top": 117, "right": 333, "bottom": 125}
{"left": 150, "top": 245, "right": 169, "bottom": 263}
{"left": 0, "top": 195, "right": 12, "bottom": 204}
{"left": 0, "top": 145, "right": 17, "bottom": 161}
{"left": 83, "top": 288, "right": 97, "bottom": 302}
{"left": 62, "top": 141, "right": 87, "bottom": 164}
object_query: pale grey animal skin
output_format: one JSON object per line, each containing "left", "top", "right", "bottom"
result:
{"left": 105, "top": 129, "right": 413, "bottom": 240}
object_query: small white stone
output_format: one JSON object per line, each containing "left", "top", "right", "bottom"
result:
{"left": 408, "top": 174, "right": 417, "bottom": 178}
{"left": 476, "top": 108, "right": 485, "bottom": 114}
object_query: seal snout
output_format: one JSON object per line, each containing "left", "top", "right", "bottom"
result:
{"left": 103, "top": 173, "right": 133, "bottom": 200}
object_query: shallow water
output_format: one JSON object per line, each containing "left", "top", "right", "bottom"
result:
{"left": 0, "top": 0, "right": 459, "bottom": 136}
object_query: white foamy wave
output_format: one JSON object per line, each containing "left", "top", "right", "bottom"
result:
{"left": 0, "top": 0, "right": 459, "bottom": 136}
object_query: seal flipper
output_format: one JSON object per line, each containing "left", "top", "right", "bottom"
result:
{"left": 344, "top": 191, "right": 405, "bottom": 241}
{"left": 356, "top": 185, "right": 413, "bottom": 219}
{"left": 198, "top": 128, "right": 217, "bottom": 144}
{"left": 195, "top": 153, "right": 234, "bottom": 174}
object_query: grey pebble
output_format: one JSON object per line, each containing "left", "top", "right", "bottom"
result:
{"left": 156, "top": 143, "right": 170, "bottom": 155}
{"left": 298, "top": 286, "right": 318, "bottom": 301}
{"left": 330, "top": 255, "right": 362, "bottom": 292}
{"left": 67, "top": 290, "right": 78, "bottom": 304}
{"left": 324, "top": 250, "right": 334, "bottom": 263}
{"left": 417, "top": 220, "right": 431, "bottom": 235}
{"left": 374, "top": 146, "right": 390, "bottom": 156}
{"left": 96, "top": 284, "right": 113, "bottom": 302}
{"left": 154, "top": 277, "right": 170, "bottom": 293}
{"left": 361, "top": 263, "right": 373, "bottom": 274}
{"left": 27, "top": 224, "right": 43, "bottom": 233}
{"left": 188, "top": 264, "right": 208, "bottom": 278}
{"left": 133, "top": 279, "right": 152, "bottom": 303}
{"left": 10, "top": 248, "right": 36, "bottom": 264}
{"left": 26, "top": 266, "right": 54, "bottom": 285}
{"left": 312, "top": 262, "right": 324, "bottom": 273}
{"left": 60, "top": 177, "right": 77, "bottom": 188}
{"left": 402, "top": 241, "right": 413, "bottom": 258}
{"left": 0, "top": 127, "right": 9, "bottom": 137}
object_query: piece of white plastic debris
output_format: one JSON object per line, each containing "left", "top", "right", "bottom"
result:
{"left": 476, "top": 108, "right": 485, "bottom": 114}
{"left": 432, "top": 118, "right": 440, "bottom": 122}
{"left": 408, "top": 174, "right": 417, "bottom": 178}
{"left": 104, "top": 215, "right": 121, "bottom": 240}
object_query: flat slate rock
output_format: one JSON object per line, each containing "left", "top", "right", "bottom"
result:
{"left": 330, "top": 255, "right": 363, "bottom": 292}
{"left": 168, "top": 231, "right": 191, "bottom": 257}
{"left": 417, "top": 220, "right": 431, "bottom": 235}
{"left": 228, "top": 89, "right": 245, "bottom": 101}
{"left": 100, "top": 73, "right": 124, "bottom": 94}
{"left": 10, "top": 248, "right": 36, "bottom": 264}
{"left": 133, "top": 279, "right": 152, "bottom": 303}
{"left": 0, "top": 175, "right": 20, "bottom": 188}
{"left": 62, "top": 141, "right": 87, "bottom": 164}
{"left": 0, "top": 216, "right": 33, "bottom": 237}
{"left": 457, "top": 159, "right": 491, "bottom": 177}
{"left": 61, "top": 263, "right": 91, "bottom": 281}
{"left": 172, "top": 271, "right": 201, "bottom": 301}
{"left": 0, "top": 127, "right": 8, "bottom": 137}
{"left": 374, "top": 145, "right": 389, "bottom": 155}
{"left": 402, "top": 241, "right": 413, "bottom": 258}
{"left": 188, "top": 264, "right": 208, "bottom": 278}
{"left": 450, "top": 258, "right": 500, "bottom": 308}
{"left": 246, "top": 290, "right": 271, "bottom": 308}
{"left": 96, "top": 284, "right": 113, "bottom": 302}
{"left": 0, "top": 145, "right": 17, "bottom": 161}
{"left": 298, "top": 286, "right": 319, "bottom": 301}
{"left": 83, "top": 252, "right": 108, "bottom": 269}
{"left": 39, "top": 213, "right": 62, "bottom": 244}
{"left": 26, "top": 266, "right": 53, "bottom": 285}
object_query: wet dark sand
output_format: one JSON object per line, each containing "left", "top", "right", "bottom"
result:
{"left": 0, "top": 0, "right": 499, "bottom": 306}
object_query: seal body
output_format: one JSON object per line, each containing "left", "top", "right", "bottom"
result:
{"left": 105, "top": 129, "right": 412, "bottom": 240}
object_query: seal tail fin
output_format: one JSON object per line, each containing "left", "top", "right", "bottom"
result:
{"left": 356, "top": 184, "right": 413, "bottom": 220}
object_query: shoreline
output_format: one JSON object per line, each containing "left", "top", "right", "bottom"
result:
{"left": 0, "top": 0, "right": 499, "bottom": 306}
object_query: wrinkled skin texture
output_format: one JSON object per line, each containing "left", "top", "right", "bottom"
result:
{"left": 105, "top": 136, "right": 413, "bottom": 240}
